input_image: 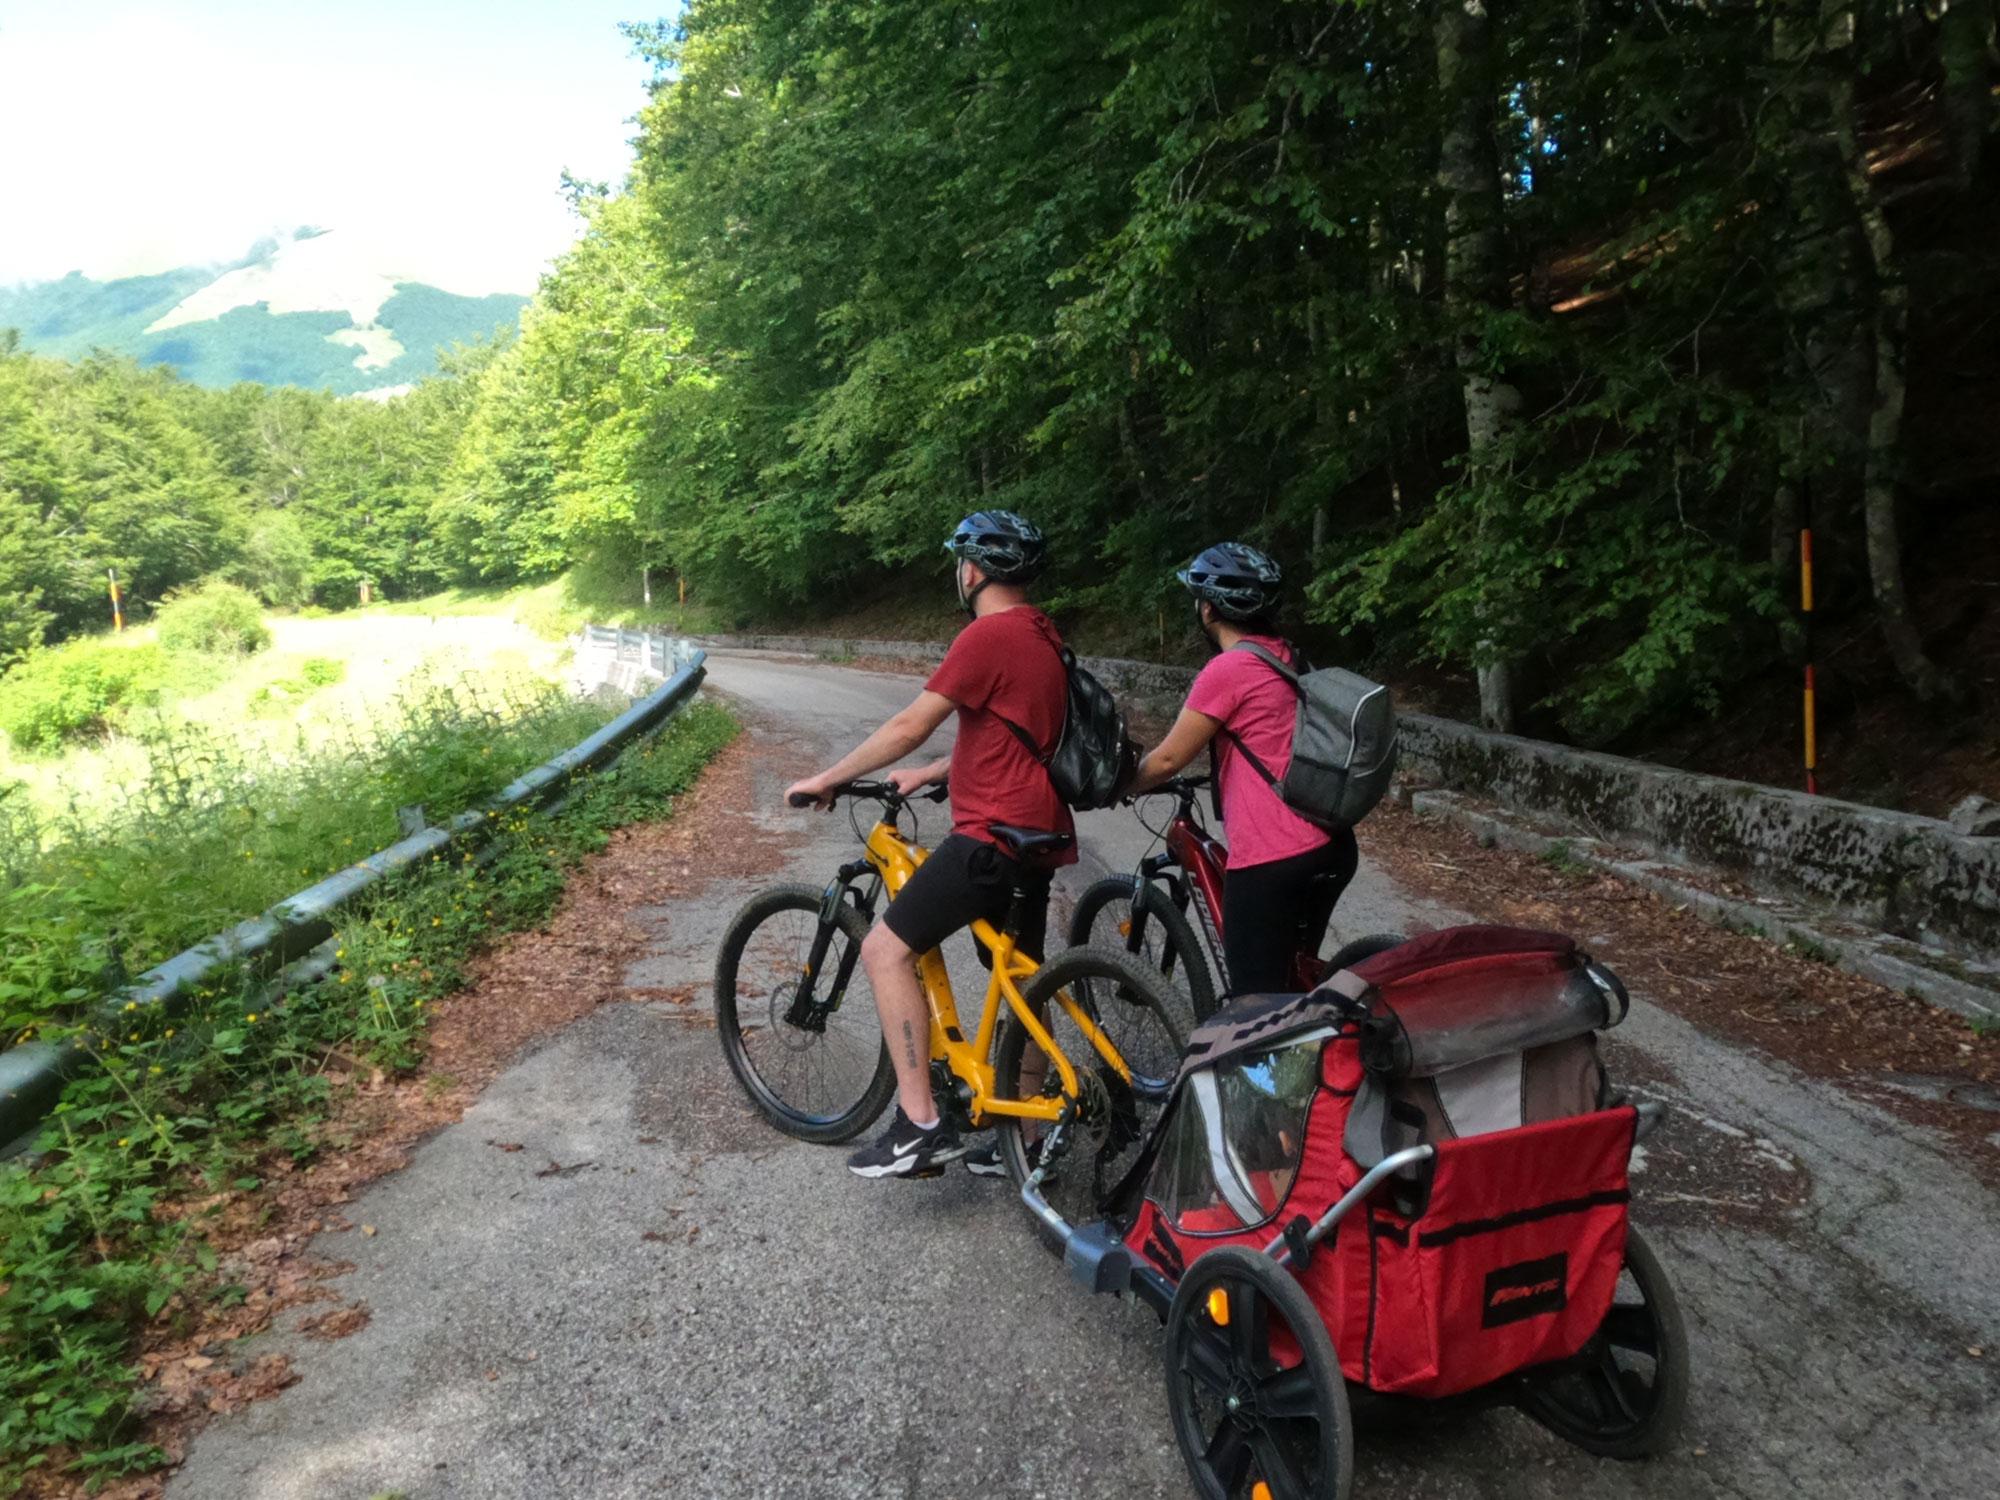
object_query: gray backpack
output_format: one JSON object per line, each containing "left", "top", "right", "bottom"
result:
{"left": 1217, "top": 643, "right": 1399, "bottom": 831}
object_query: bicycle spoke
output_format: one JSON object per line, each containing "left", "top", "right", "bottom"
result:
{"left": 1184, "top": 1329, "right": 1234, "bottom": 1396}
{"left": 1593, "top": 1346, "right": 1645, "bottom": 1423}
{"left": 1257, "top": 1367, "right": 1319, "bottom": 1422}
{"left": 1248, "top": 1427, "right": 1311, "bottom": 1500}
{"left": 1227, "top": 1278, "right": 1269, "bottom": 1371}
{"left": 1602, "top": 1303, "right": 1655, "bottom": 1351}
{"left": 1202, "top": 1419, "right": 1251, "bottom": 1491}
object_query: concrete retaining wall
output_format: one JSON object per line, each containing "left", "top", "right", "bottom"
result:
{"left": 695, "top": 633, "right": 1999, "bottom": 960}
{"left": 1397, "top": 716, "right": 1999, "bottom": 960}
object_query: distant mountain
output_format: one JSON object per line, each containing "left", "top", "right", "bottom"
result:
{"left": 0, "top": 229, "right": 529, "bottom": 394}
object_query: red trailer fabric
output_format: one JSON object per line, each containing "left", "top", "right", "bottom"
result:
{"left": 1126, "top": 1035, "right": 1636, "bottom": 1398}
{"left": 1334, "top": 1106, "right": 1634, "bottom": 1396}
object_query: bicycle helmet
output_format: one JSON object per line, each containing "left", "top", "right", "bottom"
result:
{"left": 943, "top": 510, "right": 1047, "bottom": 583}
{"left": 1176, "top": 541, "right": 1282, "bottom": 622}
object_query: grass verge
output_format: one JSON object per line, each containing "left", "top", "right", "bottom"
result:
{"left": 0, "top": 698, "right": 736, "bottom": 1487}
{"left": 2, "top": 678, "right": 627, "bottom": 1032}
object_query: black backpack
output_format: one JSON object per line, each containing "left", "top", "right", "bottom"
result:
{"left": 998, "top": 644, "right": 1139, "bottom": 812}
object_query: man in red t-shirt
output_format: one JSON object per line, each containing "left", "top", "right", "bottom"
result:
{"left": 785, "top": 511, "right": 1074, "bottom": 1179}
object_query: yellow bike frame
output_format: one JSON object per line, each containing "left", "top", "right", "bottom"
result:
{"left": 862, "top": 818, "right": 1134, "bottom": 1126}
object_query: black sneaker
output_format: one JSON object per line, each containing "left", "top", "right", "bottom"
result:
{"left": 963, "top": 1139, "right": 1058, "bottom": 1182}
{"left": 963, "top": 1142, "right": 1007, "bottom": 1178}
{"left": 846, "top": 1108, "right": 967, "bottom": 1179}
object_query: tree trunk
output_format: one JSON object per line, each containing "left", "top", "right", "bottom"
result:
{"left": 1939, "top": 0, "right": 1995, "bottom": 193}
{"left": 1770, "top": 2, "right": 1875, "bottom": 599}
{"left": 1822, "top": 2, "right": 1963, "bottom": 702}
{"left": 1436, "top": 0, "right": 1523, "bottom": 732}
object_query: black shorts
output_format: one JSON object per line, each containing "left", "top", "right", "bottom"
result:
{"left": 881, "top": 833, "right": 1052, "bottom": 963}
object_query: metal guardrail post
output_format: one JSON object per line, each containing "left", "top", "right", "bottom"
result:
{"left": 0, "top": 647, "right": 706, "bottom": 1155}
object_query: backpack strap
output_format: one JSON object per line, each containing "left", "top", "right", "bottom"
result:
{"left": 998, "top": 713, "right": 1052, "bottom": 765}
{"left": 1213, "top": 640, "right": 1300, "bottom": 796}
{"left": 1215, "top": 724, "right": 1283, "bottom": 793}
{"left": 993, "top": 638, "right": 1070, "bottom": 776}
{"left": 1229, "top": 640, "right": 1305, "bottom": 691}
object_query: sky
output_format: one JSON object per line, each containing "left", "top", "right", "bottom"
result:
{"left": 0, "top": 1, "right": 673, "bottom": 290}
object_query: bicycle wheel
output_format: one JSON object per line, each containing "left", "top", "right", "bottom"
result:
{"left": 715, "top": 883, "right": 896, "bottom": 1144}
{"left": 1068, "top": 875, "right": 1220, "bottom": 1027}
{"left": 1515, "top": 1225, "right": 1690, "bottom": 1459}
{"left": 1324, "top": 932, "right": 1407, "bottom": 973}
{"left": 1165, "top": 1246, "right": 1354, "bottom": 1500}
{"left": 990, "top": 945, "right": 1186, "bottom": 1247}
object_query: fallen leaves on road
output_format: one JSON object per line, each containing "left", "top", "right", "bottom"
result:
{"left": 1371, "top": 797, "right": 2000, "bottom": 1175}
{"left": 629, "top": 983, "right": 699, "bottom": 1005}
{"left": 299, "top": 1303, "right": 372, "bottom": 1341}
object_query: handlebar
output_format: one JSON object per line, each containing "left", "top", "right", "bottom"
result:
{"left": 1124, "top": 772, "right": 1211, "bottom": 806}
{"left": 788, "top": 779, "right": 950, "bottom": 810}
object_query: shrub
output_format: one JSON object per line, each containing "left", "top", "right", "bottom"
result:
{"left": 248, "top": 656, "right": 346, "bottom": 714}
{"left": 154, "top": 582, "right": 271, "bottom": 656}
{"left": 0, "top": 640, "right": 168, "bottom": 751}
{"left": 299, "top": 656, "right": 345, "bottom": 688}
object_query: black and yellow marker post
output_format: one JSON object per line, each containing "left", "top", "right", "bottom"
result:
{"left": 1800, "top": 526, "right": 1817, "bottom": 795}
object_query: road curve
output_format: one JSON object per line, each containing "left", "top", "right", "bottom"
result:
{"left": 168, "top": 649, "right": 1999, "bottom": 1499}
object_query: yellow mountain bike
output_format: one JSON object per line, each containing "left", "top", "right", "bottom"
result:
{"left": 715, "top": 780, "right": 1185, "bottom": 1227}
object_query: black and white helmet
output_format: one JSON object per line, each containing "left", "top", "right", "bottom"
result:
{"left": 1177, "top": 541, "right": 1282, "bottom": 621}
{"left": 943, "top": 510, "right": 1047, "bottom": 583}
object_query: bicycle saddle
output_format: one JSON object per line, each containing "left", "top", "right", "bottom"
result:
{"left": 986, "top": 824, "right": 1074, "bottom": 862}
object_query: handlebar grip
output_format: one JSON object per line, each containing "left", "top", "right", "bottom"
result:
{"left": 788, "top": 791, "right": 819, "bottom": 809}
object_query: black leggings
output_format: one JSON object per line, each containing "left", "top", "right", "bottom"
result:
{"left": 1220, "top": 831, "right": 1359, "bottom": 996}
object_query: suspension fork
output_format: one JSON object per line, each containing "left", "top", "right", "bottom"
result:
{"left": 785, "top": 860, "right": 875, "bottom": 1028}
{"left": 1117, "top": 854, "right": 1187, "bottom": 981}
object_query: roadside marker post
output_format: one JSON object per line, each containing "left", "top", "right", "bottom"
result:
{"left": 1801, "top": 526, "right": 1817, "bottom": 796}
{"left": 107, "top": 568, "right": 123, "bottom": 633}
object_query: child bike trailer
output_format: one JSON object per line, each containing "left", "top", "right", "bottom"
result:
{"left": 1046, "top": 925, "right": 1690, "bottom": 1500}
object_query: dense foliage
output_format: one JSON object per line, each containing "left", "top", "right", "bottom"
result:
{"left": 0, "top": 336, "right": 498, "bottom": 662}
{"left": 418, "top": 0, "right": 1992, "bottom": 739}
{"left": 6, "top": 0, "right": 1993, "bottom": 744}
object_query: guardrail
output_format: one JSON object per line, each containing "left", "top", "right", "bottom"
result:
{"left": 0, "top": 643, "right": 706, "bottom": 1156}
{"left": 572, "top": 625, "right": 700, "bottom": 696}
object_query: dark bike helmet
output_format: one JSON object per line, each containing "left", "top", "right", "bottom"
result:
{"left": 943, "top": 510, "right": 1047, "bottom": 583}
{"left": 1176, "top": 541, "right": 1282, "bottom": 622}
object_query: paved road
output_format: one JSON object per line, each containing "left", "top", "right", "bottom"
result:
{"left": 171, "top": 651, "right": 1999, "bottom": 1499}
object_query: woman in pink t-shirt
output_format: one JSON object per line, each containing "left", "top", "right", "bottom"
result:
{"left": 1126, "top": 542, "right": 1359, "bottom": 995}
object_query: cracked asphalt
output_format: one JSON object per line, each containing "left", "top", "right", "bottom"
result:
{"left": 169, "top": 650, "right": 2000, "bottom": 1499}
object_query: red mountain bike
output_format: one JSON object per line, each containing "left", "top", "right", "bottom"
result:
{"left": 1067, "top": 773, "right": 1402, "bottom": 1021}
